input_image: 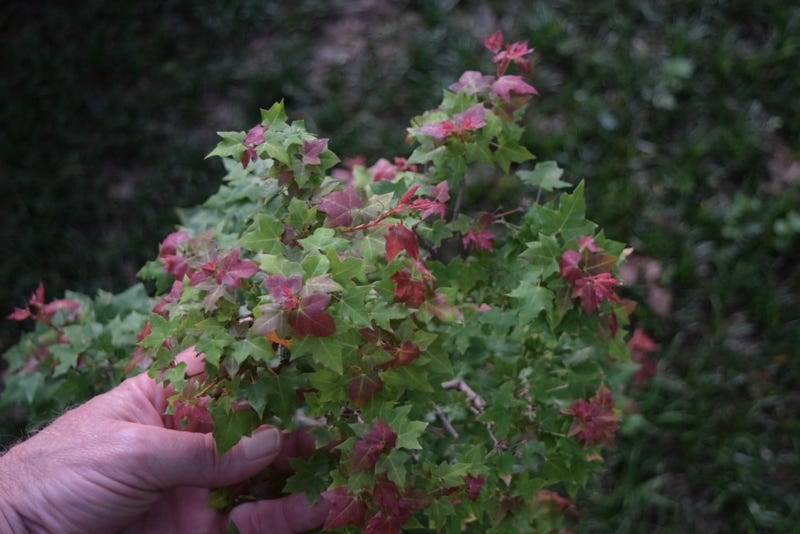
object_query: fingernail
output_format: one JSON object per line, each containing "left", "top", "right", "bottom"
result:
{"left": 241, "top": 426, "right": 282, "bottom": 460}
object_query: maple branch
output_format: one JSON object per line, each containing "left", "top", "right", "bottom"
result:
{"left": 441, "top": 378, "right": 486, "bottom": 415}
{"left": 434, "top": 404, "right": 459, "bottom": 439}
{"left": 195, "top": 374, "right": 228, "bottom": 398}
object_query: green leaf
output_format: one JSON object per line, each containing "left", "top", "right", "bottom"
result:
{"left": 377, "top": 449, "right": 410, "bottom": 488}
{"left": 426, "top": 497, "right": 456, "bottom": 531}
{"left": 297, "top": 227, "right": 349, "bottom": 254}
{"left": 335, "top": 286, "right": 372, "bottom": 328}
{"left": 517, "top": 161, "right": 570, "bottom": 191}
{"left": 262, "top": 366, "right": 304, "bottom": 423}
{"left": 293, "top": 335, "right": 345, "bottom": 374}
{"left": 260, "top": 101, "right": 288, "bottom": 126}
{"left": 493, "top": 140, "right": 535, "bottom": 173}
{"left": 286, "top": 197, "right": 317, "bottom": 228}
{"left": 206, "top": 131, "right": 245, "bottom": 159}
{"left": 284, "top": 453, "right": 333, "bottom": 500}
{"left": 211, "top": 403, "right": 260, "bottom": 456}
{"left": 528, "top": 181, "right": 595, "bottom": 240}
{"left": 240, "top": 214, "right": 285, "bottom": 254}
{"left": 259, "top": 255, "right": 304, "bottom": 278}
{"left": 508, "top": 284, "right": 554, "bottom": 323}
{"left": 231, "top": 335, "right": 275, "bottom": 364}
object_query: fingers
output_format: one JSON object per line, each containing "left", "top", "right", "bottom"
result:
{"left": 138, "top": 425, "right": 283, "bottom": 489}
{"left": 229, "top": 492, "right": 331, "bottom": 534}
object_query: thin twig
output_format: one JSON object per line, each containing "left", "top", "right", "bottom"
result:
{"left": 434, "top": 404, "right": 459, "bottom": 439}
{"left": 441, "top": 378, "right": 486, "bottom": 415}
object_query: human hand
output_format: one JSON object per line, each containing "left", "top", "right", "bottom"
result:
{"left": 0, "top": 366, "right": 329, "bottom": 533}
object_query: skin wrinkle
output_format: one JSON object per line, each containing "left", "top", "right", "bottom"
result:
{"left": 0, "top": 370, "right": 329, "bottom": 533}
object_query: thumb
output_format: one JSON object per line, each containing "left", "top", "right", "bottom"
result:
{"left": 139, "top": 425, "right": 283, "bottom": 489}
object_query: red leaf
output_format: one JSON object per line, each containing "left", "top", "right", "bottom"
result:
{"left": 288, "top": 294, "right": 336, "bottom": 339}
{"left": 449, "top": 70, "right": 494, "bottom": 95}
{"left": 318, "top": 187, "right": 362, "bottom": 227}
{"left": 322, "top": 487, "right": 367, "bottom": 530}
{"left": 385, "top": 224, "right": 419, "bottom": 262}
{"left": 420, "top": 293, "right": 463, "bottom": 323}
{"left": 465, "top": 474, "right": 485, "bottom": 501}
{"left": 371, "top": 477, "right": 403, "bottom": 514}
{"left": 7, "top": 307, "right": 32, "bottom": 321}
{"left": 492, "top": 75, "right": 539, "bottom": 102}
{"left": 559, "top": 250, "right": 583, "bottom": 283}
{"left": 561, "top": 385, "right": 620, "bottom": 448}
{"left": 391, "top": 269, "right": 426, "bottom": 308}
{"left": 364, "top": 511, "right": 411, "bottom": 534}
{"left": 29, "top": 282, "right": 46, "bottom": 309}
{"left": 244, "top": 124, "right": 266, "bottom": 146}
{"left": 462, "top": 228, "right": 494, "bottom": 252}
{"left": 364, "top": 420, "right": 397, "bottom": 449}
{"left": 264, "top": 275, "right": 303, "bottom": 306}
{"left": 301, "top": 137, "right": 328, "bottom": 165}
{"left": 346, "top": 371, "right": 383, "bottom": 409}
{"left": 217, "top": 248, "right": 259, "bottom": 288}
{"left": 350, "top": 420, "right": 396, "bottom": 471}
{"left": 368, "top": 158, "right": 398, "bottom": 182}
{"left": 483, "top": 31, "right": 503, "bottom": 54}
{"left": 379, "top": 340, "right": 420, "bottom": 370}
{"left": 571, "top": 273, "right": 622, "bottom": 315}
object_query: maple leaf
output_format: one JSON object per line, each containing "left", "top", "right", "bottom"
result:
{"left": 429, "top": 181, "right": 450, "bottom": 203}
{"left": 241, "top": 124, "right": 266, "bottom": 168}
{"left": 465, "top": 474, "right": 485, "bottom": 501}
{"left": 421, "top": 293, "right": 463, "bottom": 323}
{"left": 8, "top": 282, "right": 80, "bottom": 323}
{"left": 159, "top": 231, "right": 192, "bottom": 279}
{"left": 536, "top": 489, "right": 579, "bottom": 519}
{"left": 571, "top": 272, "right": 622, "bottom": 315}
{"left": 287, "top": 293, "right": 336, "bottom": 339}
{"left": 264, "top": 274, "right": 303, "bottom": 308}
{"left": 483, "top": 31, "right": 503, "bottom": 54}
{"left": 318, "top": 187, "right": 362, "bottom": 227}
{"left": 350, "top": 420, "right": 397, "bottom": 472}
{"left": 462, "top": 228, "right": 494, "bottom": 252}
{"left": 368, "top": 158, "right": 399, "bottom": 182}
{"left": 364, "top": 511, "right": 412, "bottom": 534}
{"left": 152, "top": 280, "right": 183, "bottom": 317}
{"left": 322, "top": 487, "right": 367, "bottom": 530}
{"left": 407, "top": 197, "right": 447, "bottom": 220}
{"left": 300, "top": 137, "right": 328, "bottom": 165}
{"left": 391, "top": 269, "right": 427, "bottom": 308}
{"left": 558, "top": 249, "right": 583, "bottom": 283}
{"left": 628, "top": 329, "right": 660, "bottom": 387}
{"left": 378, "top": 340, "right": 420, "bottom": 370}
{"left": 384, "top": 224, "right": 419, "bottom": 262}
{"left": 418, "top": 120, "right": 457, "bottom": 141}
{"left": 346, "top": 371, "right": 383, "bottom": 409}
{"left": 449, "top": 70, "right": 494, "bottom": 96}
{"left": 561, "top": 385, "right": 620, "bottom": 448}
{"left": 453, "top": 104, "right": 486, "bottom": 131}
{"left": 577, "top": 236, "right": 603, "bottom": 252}
{"left": 189, "top": 249, "right": 259, "bottom": 289}
{"left": 493, "top": 41, "right": 535, "bottom": 74}
{"left": 371, "top": 477, "right": 404, "bottom": 515}
{"left": 492, "top": 75, "right": 539, "bottom": 102}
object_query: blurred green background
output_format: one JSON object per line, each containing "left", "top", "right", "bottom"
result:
{"left": 2, "top": 0, "right": 798, "bottom": 531}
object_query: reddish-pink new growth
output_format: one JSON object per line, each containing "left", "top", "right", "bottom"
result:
{"left": 241, "top": 124, "right": 266, "bottom": 168}
{"left": 627, "top": 328, "right": 660, "bottom": 387}
{"left": 562, "top": 385, "right": 620, "bottom": 448}
{"left": 7, "top": 282, "right": 81, "bottom": 324}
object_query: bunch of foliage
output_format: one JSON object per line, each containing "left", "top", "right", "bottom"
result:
{"left": 2, "top": 33, "right": 646, "bottom": 532}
